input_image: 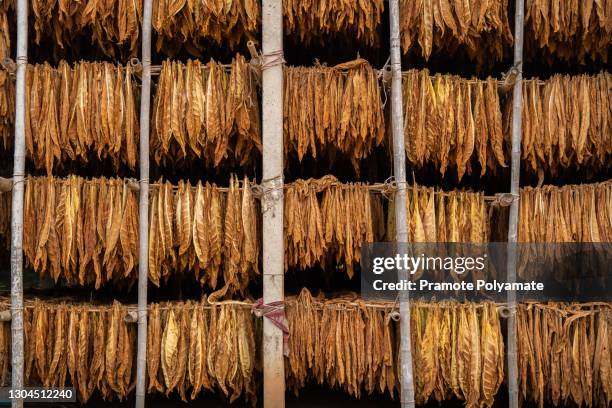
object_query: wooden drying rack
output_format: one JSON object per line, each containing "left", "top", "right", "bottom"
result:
{"left": 2, "top": 0, "right": 603, "bottom": 406}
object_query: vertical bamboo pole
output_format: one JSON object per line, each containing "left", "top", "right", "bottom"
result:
{"left": 9, "top": 0, "right": 28, "bottom": 405}
{"left": 506, "top": 1, "right": 525, "bottom": 407}
{"left": 388, "top": 1, "right": 415, "bottom": 407}
{"left": 135, "top": 0, "right": 153, "bottom": 405}
{"left": 261, "top": 0, "right": 285, "bottom": 406}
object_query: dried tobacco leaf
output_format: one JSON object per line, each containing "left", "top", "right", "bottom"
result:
{"left": 151, "top": 56, "right": 260, "bottom": 168}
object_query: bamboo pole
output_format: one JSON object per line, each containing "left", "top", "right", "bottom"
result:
{"left": 388, "top": 1, "right": 416, "bottom": 407}
{"left": 9, "top": 0, "right": 28, "bottom": 405}
{"left": 506, "top": 1, "right": 525, "bottom": 407}
{"left": 135, "top": 0, "right": 153, "bottom": 405}
{"left": 261, "top": 0, "right": 285, "bottom": 406}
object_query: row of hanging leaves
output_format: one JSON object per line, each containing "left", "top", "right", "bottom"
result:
{"left": 31, "top": 0, "right": 142, "bottom": 59}
{"left": 519, "top": 181, "right": 611, "bottom": 243}
{"left": 517, "top": 303, "right": 612, "bottom": 408}
{"left": 1, "top": 296, "right": 608, "bottom": 407}
{"left": 6, "top": 177, "right": 612, "bottom": 287}
{"left": 3, "top": 64, "right": 608, "bottom": 175}
{"left": 148, "top": 175, "right": 259, "bottom": 299}
{"left": 285, "top": 288, "right": 504, "bottom": 407}
{"left": 0, "top": 298, "right": 259, "bottom": 405}
{"left": 0, "top": 67, "right": 13, "bottom": 151}
{"left": 24, "top": 61, "right": 139, "bottom": 174}
{"left": 19, "top": 0, "right": 612, "bottom": 64}
{"left": 22, "top": 176, "right": 140, "bottom": 288}
{"left": 15, "top": 175, "right": 259, "bottom": 295}
{"left": 402, "top": 69, "right": 507, "bottom": 180}
{"left": 29, "top": 0, "right": 258, "bottom": 59}
{"left": 284, "top": 58, "right": 385, "bottom": 171}
{"left": 283, "top": 0, "right": 384, "bottom": 46}
{"left": 152, "top": 0, "right": 259, "bottom": 57}
{"left": 517, "top": 181, "right": 611, "bottom": 281}
{"left": 284, "top": 176, "right": 385, "bottom": 279}
{"left": 386, "top": 185, "right": 489, "bottom": 243}
{"left": 399, "top": 0, "right": 513, "bottom": 66}
{"left": 525, "top": 0, "right": 611, "bottom": 64}
{"left": 517, "top": 72, "right": 611, "bottom": 175}
{"left": 151, "top": 55, "right": 261, "bottom": 168}
{"left": 27, "top": 0, "right": 385, "bottom": 58}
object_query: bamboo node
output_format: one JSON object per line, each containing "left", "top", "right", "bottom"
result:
{"left": 246, "top": 40, "right": 259, "bottom": 61}
{"left": 130, "top": 58, "right": 143, "bottom": 73}
{"left": 389, "top": 310, "right": 401, "bottom": 321}
{"left": 499, "top": 305, "right": 516, "bottom": 318}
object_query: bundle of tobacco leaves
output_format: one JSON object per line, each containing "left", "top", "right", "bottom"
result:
{"left": 387, "top": 185, "right": 489, "bottom": 243}
{"left": 0, "top": 300, "right": 139, "bottom": 402}
{"left": 285, "top": 289, "right": 504, "bottom": 407}
{"left": 399, "top": 0, "right": 513, "bottom": 66}
{"left": 149, "top": 175, "right": 259, "bottom": 298}
{"left": 30, "top": 0, "right": 141, "bottom": 58}
{"left": 284, "top": 176, "right": 385, "bottom": 278}
{"left": 152, "top": 0, "right": 259, "bottom": 57}
{"left": 403, "top": 69, "right": 506, "bottom": 180}
{"left": 284, "top": 58, "right": 385, "bottom": 170}
{"left": 285, "top": 289, "right": 397, "bottom": 398}
{"left": 22, "top": 61, "right": 139, "bottom": 174}
{"left": 516, "top": 72, "right": 611, "bottom": 175}
{"left": 151, "top": 55, "right": 261, "bottom": 168}
{"left": 147, "top": 300, "right": 259, "bottom": 405}
{"left": 516, "top": 181, "right": 611, "bottom": 282}
{"left": 284, "top": 0, "right": 384, "bottom": 46}
{"left": 525, "top": 0, "right": 611, "bottom": 64}
{"left": 0, "top": 298, "right": 260, "bottom": 405}
{"left": 517, "top": 303, "right": 612, "bottom": 407}
{"left": 409, "top": 301, "right": 504, "bottom": 406}
{"left": 22, "top": 176, "right": 140, "bottom": 288}
{"left": 0, "top": 67, "right": 13, "bottom": 150}
{"left": 519, "top": 181, "right": 611, "bottom": 243}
